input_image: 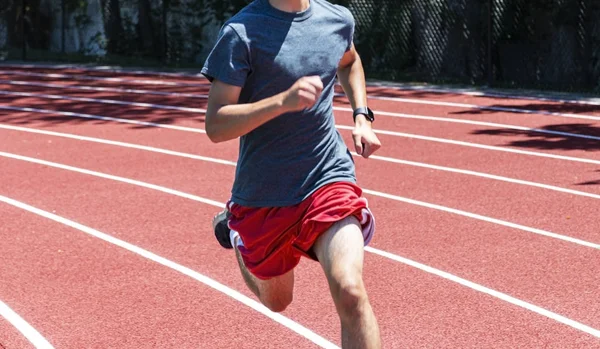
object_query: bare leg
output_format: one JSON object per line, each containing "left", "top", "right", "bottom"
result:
{"left": 311, "top": 215, "right": 381, "bottom": 348}
{"left": 232, "top": 235, "right": 295, "bottom": 313}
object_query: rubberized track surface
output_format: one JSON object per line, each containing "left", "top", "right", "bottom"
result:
{"left": 1, "top": 65, "right": 599, "bottom": 349}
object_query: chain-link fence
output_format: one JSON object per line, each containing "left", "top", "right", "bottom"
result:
{"left": 1, "top": 0, "right": 599, "bottom": 92}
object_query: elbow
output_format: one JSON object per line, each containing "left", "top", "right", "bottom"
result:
{"left": 205, "top": 111, "right": 224, "bottom": 143}
{"left": 205, "top": 123, "right": 224, "bottom": 143}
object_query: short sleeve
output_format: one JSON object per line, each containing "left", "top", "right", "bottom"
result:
{"left": 201, "top": 24, "right": 251, "bottom": 87}
{"left": 342, "top": 7, "right": 355, "bottom": 52}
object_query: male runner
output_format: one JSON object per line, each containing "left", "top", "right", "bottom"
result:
{"left": 202, "top": 0, "right": 382, "bottom": 347}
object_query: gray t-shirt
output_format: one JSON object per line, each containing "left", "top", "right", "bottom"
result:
{"left": 201, "top": 0, "right": 357, "bottom": 207}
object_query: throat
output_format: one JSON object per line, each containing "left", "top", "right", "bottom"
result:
{"left": 269, "top": 0, "right": 310, "bottom": 13}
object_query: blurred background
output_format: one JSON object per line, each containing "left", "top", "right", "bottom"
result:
{"left": 1, "top": 0, "right": 598, "bottom": 93}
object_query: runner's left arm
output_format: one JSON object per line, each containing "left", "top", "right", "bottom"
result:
{"left": 337, "top": 43, "right": 370, "bottom": 127}
{"left": 337, "top": 43, "right": 381, "bottom": 158}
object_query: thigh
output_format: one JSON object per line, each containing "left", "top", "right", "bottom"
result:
{"left": 311, "top": 215, "right": 366, "bottom": 285}
{"left": 253, "top": 267, "right": 295, "bottom": 305}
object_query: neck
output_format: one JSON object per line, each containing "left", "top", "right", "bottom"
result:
{"left": 268, "top": 0, "right": 310, "bottom": 12}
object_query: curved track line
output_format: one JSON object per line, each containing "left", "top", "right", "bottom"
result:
{"left": 1, "top": 80, "right": 210, "bottom": 99}
{"left": 0, "top": 70, "right": 210, "bottom": 87}
{"left": 0, "top": 91, "right": 207, "bottom": 113}
{"left": 332, "top": 94, "right": 600, "bottom": 121}
{"left": 333, "top": 106, "right": 600, "bottom": 140}
{"left": 2, "top": 123, "right": 598, "bottom": 201}
{"left": 2, "top": 65, "right": 599, "bottom": 106}
{"left": 0, "top": 196, "right": 339, "bottom": 349}
{"left": 0, "top": 150, "right": 597, "bottom": 250}
{"left": 1, "top": 152, "right": 599, "bottom": 339}
{"left": 337, "top": 125, "right": 600, "bottom": 165}
{"left": 0, "top": 299, "right": 55, "bottom": 348}
{"left": 0, "top": 105, "right": 205, "bottom": 134}
{"left": 1, "top": 104, "right": 598, "bottom": 166}
{"left": 364, "top": 247, "right": 600, "bottom": 339}
{"left": 3, "top": 86, "right": 598, "bottom": 140}
{"left": 0, "top": 124, "right": 236, "bottom": 166}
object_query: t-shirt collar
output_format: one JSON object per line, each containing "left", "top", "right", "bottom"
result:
{"left": 259, "top": 0, "right": 313, "bottom": 21}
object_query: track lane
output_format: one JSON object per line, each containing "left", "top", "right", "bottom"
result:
{"left": 2, "top": 88, "right": 599, "bottom": 168}
{"left": 2, "top": 102, "right": 598, "bottom": 196}
{"left": 0, "top": 310, "right": 40, "bottom": 349}
{"left": 3, "top": 70, "right": 600, "bottom": 121}
{"left": 2, "top": 126, "right": 599, "bottom": 246}
{"left": 2, "top": 129, "right": 600, "bottom": 341}
{"left": 3, "top": 66, "right": 600, "bottom": 347}
{"left": 2, "top": 154, "right": 600, "bottom": 348}
{"left": 0, "top": 172, "right": 333, "bottom": 349}
{"left": 5, "top": 81, "right": 600, "bottom": 141}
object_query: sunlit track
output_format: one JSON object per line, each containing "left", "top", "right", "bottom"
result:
{"left": 3, "top": 65, "right": 600, "bottom": 348}
{"left": 0, "top": 105, "right": 206, "bottom": 133}
{"left": 2, "top": 97, "right": 600, "bottom": 166}
{"left": 1, "top": 148, "right": 598, "bottom": 250}
{"left": 3, "top": 71, "right": 600, "bottom": 122}
{"left": 2, "top": 63, "right": 599, "bottom": 106}
{"left": 2, "top": 122, "right": 599, "bottom": 201}
{"left": 1, "top": 151, "right": 600, "bottom": 341}
{"left": 1, "top": 80, "right": 209, "bottom": 99}
{"left": 0, "top": 195, "right": 340, "bottom": 349}
{"left": 0, "top": 299, "right": 55, "bottom": 349}
{"left": 0, "top": 70, "right": 210, "bottom": 87}
{"left": 3, "top": 85, "right": 600, "bottom": 138}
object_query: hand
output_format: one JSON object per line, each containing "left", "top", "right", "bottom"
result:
{"left": 352, "top": 116, "right": 381, "bottom": 158}
{"left": 282, "top": 76, "right": 324, "bottom": 112}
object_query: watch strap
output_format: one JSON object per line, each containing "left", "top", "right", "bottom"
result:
{"left": 353, "top": 107, "right": 374, "bottom": 123}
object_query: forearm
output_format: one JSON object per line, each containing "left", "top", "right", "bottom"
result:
{"left": 337, "top": 54, "right": 368, "bottom": 114}
{"left": 206, "top": 92, "right": 289, "bottom": 143}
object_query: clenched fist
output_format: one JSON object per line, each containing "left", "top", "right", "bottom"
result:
{"left": 282, "top": 76, "right": 324, "bottom": 112}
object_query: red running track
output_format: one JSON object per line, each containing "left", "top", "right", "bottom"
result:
{"left": 0, "top": 65, "right": 599, "bottom": 348}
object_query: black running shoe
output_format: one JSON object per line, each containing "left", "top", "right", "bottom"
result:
{"left": 212, "top": 209, "right": 233, "bottom": 249}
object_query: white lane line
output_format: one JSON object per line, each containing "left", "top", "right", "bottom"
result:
{"left": 360, "top": 188, "right": 600, "bottom": 250}
{"left": 333, "top": 94, "right": 600, "bottom": 122}
{"left": 1, "top": 153, "right": 599, "bottom": 340}
{"left": 362, "top": 81, "right": 600, "bottom": 106}
{"left": 1, "top": 151, "right": 597, "bottom": 251}
{"left": 0, "top": 70, "right": 210, "bottom": 87}
{"left": 3, "top": 83, "right": 599, "bottom": 140}
{"left": 2, "top": 103, "right": 598, "bottom": 165}
{"left": 0, "top": 124, "right": 236, "bottom": 166}
{"left": 2, "top": 64, "right": 599, "bottom": 106}
{"left": 364, "top": 246, "right": 600, "bottom": 339}
{"left": 351, "top": 153, "right": 600, "bottom": 201}
{"left": 0, "top": 195, "right": 338, "bottom": 349}
{"left": 1, "top": 103, "right": 598, "bottom": 166}
{"left": 1, "top": 80, "right": 210, "bottom": 99}
{"left": 0, "top": 152, "right": 223, "bottom": 208}
{"left": 336, "top": 125, "right": 600, "bottom": 166}
{"left": 0, "top": 64, "right": 203, "bottom": 79}
{"left": 2, "top": 122, "right": 598, "bottom": 201}
{"left": 333, "top": 104, "right": 600, "bottom": 134}
{"left": 0, "top": 105, "right": 205, "bottom": 134}
{"left": 3, "top": 69, "right": 600, "bottom": 122}
{"left": 0, "top": 90, "right": 207, "bottom": 113}
{"left": 0, "top": 299, "right": 55, "bottom": 348}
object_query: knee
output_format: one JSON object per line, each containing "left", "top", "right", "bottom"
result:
{"left": 333, "top": 277, "right": 368, "bottom": 316}
{"left": 261, "top": 293, "right": 293, "bottom": 313}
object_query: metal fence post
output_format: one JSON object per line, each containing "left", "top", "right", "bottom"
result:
{"left": 162, "top": 0, "right": 168, "bottom": 64}
{"left": 62, "top": 0, "right": 66, "bottom": 53}
{"left": 487, "top": 0, "right": 493, "bottom": 86}
{"left": 21, "top": 0, "right": 26, "bottom": 60}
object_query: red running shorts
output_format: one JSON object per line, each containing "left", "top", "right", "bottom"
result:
{"left": 226, "top": 181, "right": 375, "bottom": 280}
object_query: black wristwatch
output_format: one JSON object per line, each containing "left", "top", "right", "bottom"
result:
{"left": 353, "top": 107, "right": 374, "bottom": 123}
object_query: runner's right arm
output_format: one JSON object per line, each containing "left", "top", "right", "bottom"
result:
{"left": 205, "top": 76, "right": 323, "bottom": 143}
